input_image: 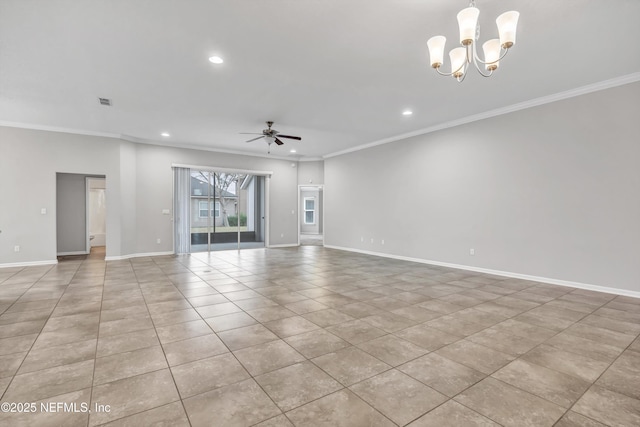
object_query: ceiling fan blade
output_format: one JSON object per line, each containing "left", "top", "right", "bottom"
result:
{"left": 276, "top": 134, "right": 301, "bottom": 140}
{"left": 274, "top": 137, "right": 284, "bottom": 145}
{"left": 239, "top": 132, "right": 264, "bottom": 135}
{"left": 245, "top": 136, "right": 265, "bottom": 143}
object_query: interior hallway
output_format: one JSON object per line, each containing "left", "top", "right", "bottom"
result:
{"left": 299, "top": 234, "right": 323, "bottom": 247}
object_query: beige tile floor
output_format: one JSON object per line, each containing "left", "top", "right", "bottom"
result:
{"left": 1, "top": 247, "right": 639, "bottom": 426}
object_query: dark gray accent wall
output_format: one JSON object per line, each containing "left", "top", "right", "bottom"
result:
{"left": 56, "top": 173, "right": 87, "bottom": 254}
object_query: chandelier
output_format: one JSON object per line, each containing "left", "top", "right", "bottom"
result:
{"left": 427, "top": 0, "right": 519, "bottom": 82}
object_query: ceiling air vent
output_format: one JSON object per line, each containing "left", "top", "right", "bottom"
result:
{"left": 98, "top": 97, "right": 112, "bottom": 106}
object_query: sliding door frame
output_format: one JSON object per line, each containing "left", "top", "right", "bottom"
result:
{"left": 172, "top": 164, "right": 273, "bottom": 248}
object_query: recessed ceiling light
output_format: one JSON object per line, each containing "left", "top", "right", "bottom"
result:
{"left": 402, "top": 110, "right": 413, "bottom": 116}
{"left": 290, "top": 149, "right": 297, "bottom": 153}
{"left": 161, "top": 132, "right": 170, "bottom": 137}
{"left": 208, "top": 56, "right": 224, "bottom": 64}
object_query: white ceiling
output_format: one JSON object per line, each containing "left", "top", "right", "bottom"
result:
{"left": 1, "top": 0, "right": 639, "bottom": 159}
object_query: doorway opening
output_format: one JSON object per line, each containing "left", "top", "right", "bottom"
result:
{"left": 56, "top": 173, "right": 106, "bottom": 261}
{"left": 189, "top": 170, "right": 266, "bottom": 252}
{"left": 298, "top": 185, "right": 323, "bottom": 246}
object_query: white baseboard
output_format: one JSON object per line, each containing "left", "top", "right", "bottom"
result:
{"left": 0, "top": 260, "right": 58, "bottom": 269}
{"left": 57, "top": 251, "right": 89, "bottom": 256}
{"left": 105, "top": 251, "right": 174, "bottom": 261}
{"left": 268, "top": 244, "right": 299, "bottom": 248}
{"left": 324, "top": 245, "right": 640, "bottom": 299}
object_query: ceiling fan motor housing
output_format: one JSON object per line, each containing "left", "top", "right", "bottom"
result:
{"left": 241, "top": 121, "right": 301, "bottom": 149}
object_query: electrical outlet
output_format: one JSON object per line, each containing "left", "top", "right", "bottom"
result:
{"left": 156, "top": 238, "right": 161, "bottom": 244}
{"left": 280, "top": 233, "right": 284, "bottom": 238}
{"left": 370, "top": 238, "right": 374, "bottom": 244}
{"left": 381, "top": 239, "right": 384, "bottom": 245}
{"left": 41, "top": 208, "right": 47, "bottom": 215}
{"left": 14, "top": 245, "right": 20, "bottom": 252}
{"left": 361, "top": 237, "right": 364, "bottom": 242}
{"left": 470, "top": 248, "right": 475, "bottom": 255}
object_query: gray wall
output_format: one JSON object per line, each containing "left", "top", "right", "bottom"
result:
{"left": 120, "top": 141, "right": 138, "bottom": 257}
{"left": 0, "top": 127, "right": 300, "bottom": 264}
{"left": 325, "top": 82, "right": 640, "bottom": 293}
{"left": 56, "top": 173, "right": 88, "bottom": 254}
{"left": 133, "top": 143, "right": 298, "bottom": 251}
{"left": 0, "top": 128, "right": 122, "bottom": 264}
{"left": 298, "top": 160, "right": 324, "bottom": 185}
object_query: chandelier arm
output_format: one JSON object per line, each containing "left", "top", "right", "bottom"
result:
{"left": 433, "top": 60, "right": 467, "bottom": 77}
{"left": 474, "top": 66, "right": 494, "bottom": 78}
{"left": 467, "top": 37, "right": 495, "bottom": 78}
{"left": 434, "top": 67, "right": 457, "bottom": 77}
{"left": 470, "top": 39, "right": 481, "bottom": 69}
{"left": 426, "top": 0, "right": 519, "bottom": 82}
{"left": 473, "top": 46, "right": 510, "bottom": 66}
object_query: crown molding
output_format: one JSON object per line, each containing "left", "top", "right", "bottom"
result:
{"left": 121, "top": 134, "right": 299, "bottom": 162}
{"left": 0, "top": 121, "right": 120, "bottom": 139}
{"left": 323, "top": 72, "right": 640, "bottom": 159}
{"left": 0, "top": 122, "right": 302, "bottom": 162}
{"left": 3, "top": 73, "right": 638, "bottom": 162}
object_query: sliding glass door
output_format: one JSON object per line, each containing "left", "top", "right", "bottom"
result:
{"left": 189, "top": 170, "right": 265, "bottom": 252}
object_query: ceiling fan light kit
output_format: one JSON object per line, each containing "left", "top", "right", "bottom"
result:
{"left": 240, "top": 121, "right": 302, "bottom": 154}
{"left": 427, "top": 0, "right": 519, "bottom": 82}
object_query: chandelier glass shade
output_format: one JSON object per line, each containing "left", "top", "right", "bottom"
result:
{"left": 427, "top": 1, "right": 519, "bottom": 82}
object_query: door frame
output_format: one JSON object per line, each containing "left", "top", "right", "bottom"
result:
{"left": 297, "top": 184, "right": 324, "bottom": 246}
{"left": 85, "top": 177, "right": 106, "bottom": 254}
{"left": 172, "top": 164, "right": 273, "bottom": 250}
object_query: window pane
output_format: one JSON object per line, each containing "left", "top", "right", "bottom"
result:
{"left": 305, "top": 211, "right": 314, "bottom": 224}
{"left": 305, "top": 199, "right": 315, "bottom": 210}
{"left": 199, "top": 201, "right": 209, "bottom": 217}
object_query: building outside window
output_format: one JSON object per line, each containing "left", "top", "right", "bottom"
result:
{"left": 199, "top": 201, "right": 220, "bottom": 218}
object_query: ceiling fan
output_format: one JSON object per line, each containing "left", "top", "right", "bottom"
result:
{"left": 240, "top": 121, "right": 301, "bottom": 153}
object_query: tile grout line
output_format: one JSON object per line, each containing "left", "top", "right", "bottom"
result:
{"left": 0, "top": 266, "right": 27, "bottom": 316}
{"left": 212, "top": 254, "right": 447, "bottom": 425}
{"left": 177, "top": 254, "right": 292, "bottom": 424}
{"left": 136, "top": 256, "right": 197, "bottom": 427}
{"left": 559, "top": 329, "right": 640, "bottom": 426}
{"left": 435, "top": 292, "right": 632, "bottom": 426}
{"left": 5, "top": 249, "right": 637, "bottom": 426}
{"left": 0, "top": 262, "right": 84, "bottom": 403}
{"left": 86, "top": 257, "right": 108, "bottom": 427}
{"left": 174, "top": 253, "right": 397, "bottom": 424}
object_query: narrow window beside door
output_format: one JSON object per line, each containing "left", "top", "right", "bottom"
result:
{"left": 304, "top": 197, "right": 315, "bottom": 224}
